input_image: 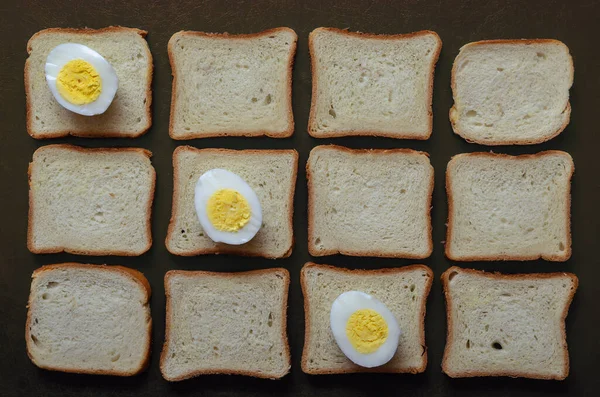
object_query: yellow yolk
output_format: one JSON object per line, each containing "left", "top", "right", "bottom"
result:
{"left": 56, "top": 59, "right": 102, "bottom": 105}
{"left": 206, "top": 189, "right": 251, "bottom": 232}
{"left": 346, "top": 309, "right": 389, "bottom": 354}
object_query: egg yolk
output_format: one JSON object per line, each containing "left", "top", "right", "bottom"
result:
{"left": 206, "top": 189, "right": 251, "bottom": 232}
{"left": 346, "top": 309, "right": 389, "bottom": 354}
{"left": 56, "top": 59, "right": 102, "bottom": 105}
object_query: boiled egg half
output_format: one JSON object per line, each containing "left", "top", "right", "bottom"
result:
{"left": 45, "top": 43, "right": 118, "bottom": 116}
{"left": 330, "top": 291, "right": 401, "bottom": 368}
{"left": 194, "top": 169, "right": 262, "bottom": 245}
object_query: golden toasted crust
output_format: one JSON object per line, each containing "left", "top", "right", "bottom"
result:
{"left": 165, "top": 145, "right": 298, "bottom": 258}
{"left": 445, "top": 150, "right": 573, "bottom": 261}
{"left": 307, "top": 27, "right": 442, "bottom": 139}
{"left": 306, "top": 145, "right": 434, "bottom": 258}
{"left": 25, "top": 263, "right": 152, "bottom": 376}
{"left": 27, "top": 144, "right": 155, "bottom": 256}
{"left": 449, "top": 39, "right": 573, "bottom": 145}
{"left": 160, "top": 268, "right": 290, "bottom": 380}
{"left": 25, "top": 26, "right": 153, "bottom": 139}
{"left": 300, "top": 262, "right": 433, "bottom": 374}
{"left": 440, "top": 266, "right": 578, "bottom": 380}
{"left": 167, "top": 27, "right": 297, "bottom": 139}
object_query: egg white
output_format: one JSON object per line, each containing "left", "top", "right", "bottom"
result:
{"left": 330, "top": 291, "right": 401, "bottom": 368}
{"left": 194, "top": 169, "right": 263, "bottom": 245}
{"left": 45, "top": 43, "right": 118, "bottom": 116}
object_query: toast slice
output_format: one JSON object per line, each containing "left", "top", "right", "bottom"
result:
{"left": 307, "top": 145, "right": 433, "bottom": 258}
{"left": 26, "top": 263, "right": 152, "bottom": 376}
{"left": 28, "top": 144, "right": 155, "bottom": 256}
{"left": 450, "top": 39, "right": 573, "bottom": 145}
{"left": 308, "top": 28, "right": 441, "bottom": 139}
{"left": 446, "top": 151, "right": 573, "bottom": 261}
{"left": 165, "top": 146, "right": 298, "bottom": 258}
{"left": 160, "top": 268, "right": 291, "bottom": 380}
{"left": 441, "top": 266, "right": 578, "bottom": 380}
{"left": 168, "top": 28, "right": 297, "bottom": 139}
{"left": 301, "top": 263, "right": 433, "bottom": 374}
{"left": 25, "top": 27, "right": 152, "bottom": 138}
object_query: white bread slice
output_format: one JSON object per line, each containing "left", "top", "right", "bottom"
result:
{"left": 301, "top": 263, "right": 433, "bottom": 374}
{"left": 160, "top": 268, "right": 290, "bottom": 380}
{"left": 28, "top": 145, "right": 155, "bottom": 256}
{"left": 25, "top": 27, "right": 152, "bottom": 138}
{"left": 26, "top": 263, "right": 152, "bottom": 376}
{"left": 168, "top": 28, "right": 297, "bottom": 139}
{"left": 307, "top": 145, "right": 433, "bottom": 258}
{"left": 165, "top": 146, "right": 298, "bottom": 258}
{"left": 446, "top": 151, "right": 573, "bottom": 261}
{"left": 441, "top": 266, "right": 578, "bottom": 380}
{"left": 450, "top": 39, "right": 573, "bottom": 145}
{"left": 308, "top": 28, "right": 441, "bottom": 139}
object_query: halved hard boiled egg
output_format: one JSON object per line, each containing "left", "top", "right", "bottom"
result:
{"left": 330, "top": 291, "right": 401, "bottom": 368}
{"left": 194, "top": 169, "right": 262, "bottom": 245}
{"left": 45, "top": 43, "right": 118, "bottom": 116}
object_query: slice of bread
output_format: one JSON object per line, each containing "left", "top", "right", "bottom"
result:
{"left": 301, "top": 263, "right": 433, "bottom": 374}
{"left": 307, "top": 145, "right": 433, "bottom": 258}
{"left": 450, "top": 39, "right": 573, "bottom": 145}
{"left": 160, "top": 268, "right": 290, "bottom": 380}
{"left": 446, "top": 151, "right": 573, "bottom": 261}
{"left": 26, "top": 263, "right": 152, "bottom": 376}
{"left": 28, "top": 144, "right": 155, "bottom": 256}
{"left": 168, "top": 28, "right": 297, "bottom": 139}
{"left": 308, "top": 28, "right": 441, "bottom": 139}
{"left": 441, "top": 266, "right": 578, "bottom": 380}
{"left": 25, "top": 27, "right": 152, "bottom": 138}
{"left": 165, "top": 146, "right": 298, "bottom": 258}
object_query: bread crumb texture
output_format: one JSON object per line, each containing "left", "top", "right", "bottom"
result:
{"left": 442, "top": 267, "right": 577, "bottom": 379}
{"left": 27, "top": 264, "right": 151, "bottom": 375}
{"left": 169, "top": 28, "right": 296, "bottom": 138}
{"left": 450, "top": 40, "right": 573, "bottom": 145}
{"left": 309, "top": 28, "right": 440, "bottom": 138}
{"left": 446, "top": 151, "right": 573, "bottom": 261}
{"left": 161, "top": 269, "right": 290, "bottom": 380}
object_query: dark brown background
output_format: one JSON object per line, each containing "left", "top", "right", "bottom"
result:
{"left": 1, "top": 0, "right": 599, "bottom": 396}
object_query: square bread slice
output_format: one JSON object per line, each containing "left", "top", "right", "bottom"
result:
{"left": 308, "top": 28, "right": 441, "bottom": 139}
{"left": 450, "top": 39, "right": 573, "bottom": 145}
{"left": 160, "top": 268, "right": 290, "bottom": 380}
{"left": 446, "top": 151, "right": 573, "bottom": 261}
{"left": 307, "top": 145, "right": 433, "bottom": 258}
{"left": 25, "top": 27, "right": 152, "bottom": 138}
{"left": 26, "top": 263, "right": 152, "bottom": 376}
{"left": 168, "top": 28, "right": 297, "bottom": 139}
{"left": 165, "top": 146, "right": 298, "bottom": 258}
{"left": 441, "top": 266, "right": 578, "bottom": 380}
{"left": 301, "top": 263, "right": 433, "bottom": 374}
{"left": 28, "top": 144, "right": 155, "bottom": 256}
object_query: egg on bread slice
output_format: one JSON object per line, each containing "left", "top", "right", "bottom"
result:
{"left": 330, "top": 291, "right": 401, "bottom": 368}
{"left": 194, "top": 169, "right": 262, "bottom": 245}
{"left": 45, "top": 43, "right": 118, "bottom": 116}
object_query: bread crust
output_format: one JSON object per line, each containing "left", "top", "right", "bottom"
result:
{"left": 160, "top": 268, "right": 290, "bottom": 380}
{"left": 307, "top": 27, "right": 442, "bottom": 139}
{"left": 25, "top": 263, "right": 152, "bottom": 376}
{"left": 440, "top": 266, "right": 578, "bottom": 380}
{"left": 165, "top": 145, "right": 298, "bottom": 258}
{"left": 449, "top": 39, "right": 573, "bottom": 145}
{"left": 300, "top": 262, "right": 433, "bottom": 374}
{"left": 445, "top": 150, "right": 573, "bottom": 261}
{"left": 25, "top": 26, "right": 153, "bottom": 139}
{"left": 27, "top": 144, "right": 155, "bottom": 256}
{"left": 168, "top": 27, "right": 297, "bottom": 139}
{"left": 306, "top": 145, "right": 434, "bottom": 258}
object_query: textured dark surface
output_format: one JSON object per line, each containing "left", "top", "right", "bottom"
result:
{"left": 1, "top": 0, "right": 599, "bottom": 396}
